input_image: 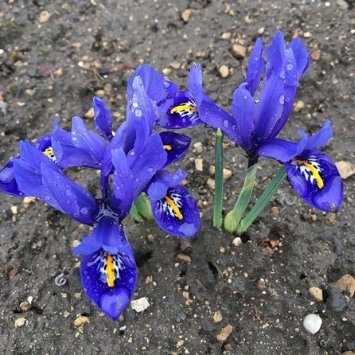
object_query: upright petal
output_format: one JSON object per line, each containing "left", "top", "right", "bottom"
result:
{"left": 93, "top": 96, "right": 113, "bottom": 141}
{"left": 285, "top": 149, "right": 343, "bottom": 212}
{"left": 231, "top": 83, "right": 257, "bottom": 152}
{"left": 111, "top": 148, "right": 135, "bottom": 219}
{"left": 245, "top": 37, "right": 265, "bottom": 96}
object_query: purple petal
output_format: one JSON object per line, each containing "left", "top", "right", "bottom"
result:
{"left": 71, "top": 116, "right": 107, "bottom": 164}
{"left": 111, "top": 148, "right": 135, "bottom": 219}
{"left": 285, "top": 149, "right": 343, "bottom": 212}
{"left": 127, "top": 132, "right": 167, "bottom": 198}
{"left": 73, "top": 217, "right": 128, "bottom": 256}
{"left": 231, "top": 83, "right": 257, "bottom": 151}
{"left": 158, "top": 91, "right": 202, "bottom": 128}
{"left": 245, "top": 37, "right": 265, "bottom": 96}
{"left": 151, "top": 184, "right": 200, "bottom": 237}
{"left": 127, "top": 64, "right": 178, "bottom": 103}
{"left": 40, "top": 164, "right": 97, "bottom": 225}
{"left": 159, "top": 131, "right": 191, "bottom": 167}
{"left": 80, "top": 245, "right": 137, "bottom": 320}
{"left": 93, "top": 96, "right": 113, "bottom": 140}
{"left": 304, "top": 119, "right": 332, "bottom": 150}
{"left": 288, "top": 37, "right": 310, "bottom": 78}
{"left": 256, "top": 138, "right": 300, "bottom": 163}
{"left": 0, "top": 160, "right": 25, "bottom": 196}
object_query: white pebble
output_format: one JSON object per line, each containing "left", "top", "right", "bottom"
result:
{"left": 303, "top": 314, "right": 322, "bottom": 334}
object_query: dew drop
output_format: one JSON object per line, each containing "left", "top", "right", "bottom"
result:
{"left": 279, "top": 95, "right": 285, "bottom": 105}
{"left": 44, "top": 195, "right": 51, "bottom": 201}
{"left": 223, "top": 120, "right": 229, "bottom": 128}
{"left": 147, "top": 167, "right": 153, "bottom": 173}
{"left": 80, "top": 207, "right": 88, "bottom": 215}
{"left": 135, "top": 109, "right": 142, "bottom": 117}
{"left": 66, "top": 188, "right": 72, "bottom": 196}
{"left": 132, "top": 102, "right": 139, "bottom": 108}
{"left": 286, "top": 63, "right": 294, "bottom": 71}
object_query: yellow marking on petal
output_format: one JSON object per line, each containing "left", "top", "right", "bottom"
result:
{"left": 105, "top": 254, "right": 116, "bottom": 288}
{"left": 165, "top": 195, "right": 183, "bottom": 220}
{"left": 171, "top": 104, "right": 197, "bottom": 115}
{"left": 163, "top": 144, "right": 172, "bottom": 151}
{"left": 43, "top": 147, "right": 55, "bottom": 159}
{"left": 294, "top": 159, "right": 324, "bottom": 189}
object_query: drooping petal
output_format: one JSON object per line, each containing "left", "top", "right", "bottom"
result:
{"left": 71, "top": 116, "right": 107, "bottom": 164}
{"left": 0, "top": 160, "right": 25, "bottom": 196}
{"left": 93, "top": 96, "right": 113, "bottom": 141}
{"left": 79, "top": 244, "right": 137, "bottom": 320}
{"left": 256, "top": 137, "right": 301, "bottom": 163}
{"left": 40, "top": 163, "right": 98, "bottom": 225}
{"left": 285, "top": 149, "right": 343, "bottom": 212}
{"left": 151, "top": 185, "right": 200, "bottom": 237}
{"left": 159, "top": 131, "right": 191, "bottom": 167}
{"left": 187, "top": 65, "right": 239, "bottom": 140}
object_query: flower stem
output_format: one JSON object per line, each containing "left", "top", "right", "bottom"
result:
{"left": 224, "top": 163, "right": 258, "bottom": 233}
{"left": 236, "top": 165, "right": 287, "bottom": 235}
{"left": 213, "top": 129, "right": 224, "bottom": 228}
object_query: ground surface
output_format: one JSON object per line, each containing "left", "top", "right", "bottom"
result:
{"left": 0, "top": 0, "right": 355, "bottom": 354}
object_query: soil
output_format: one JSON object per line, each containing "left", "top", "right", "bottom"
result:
{"left": 1, "top": 0, "right": 355, "bottom": 354}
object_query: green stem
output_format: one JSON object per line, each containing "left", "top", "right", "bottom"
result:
{"left": 224, "top": 163, "right": 258, "bottom": 233}
{"left": 236, "top": 165, "right": 287, "bottom": 235}
{"left": 213, "top": 129, "right": 224, "bottom": 228}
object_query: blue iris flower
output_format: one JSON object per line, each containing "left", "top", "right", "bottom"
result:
{"left": 188, "top": 30, "right": 342, "bottom": 212}
{"left": 127, "top": 64, "right": 203, "bottom": 129}
{"left": 0, "top": 67, "right": 200, "bottom": 319}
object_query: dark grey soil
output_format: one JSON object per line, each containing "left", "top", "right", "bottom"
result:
{"left": 1, "top": 1, "right": 355, "bottom": 354}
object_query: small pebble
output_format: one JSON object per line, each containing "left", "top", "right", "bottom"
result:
{"left": 206, "top": 178, "right": 215, "bottom": 189}
{"left": 330, "top": 274, "right": 355, "bottom": 297}
{"left": 39, "top": 11, "right": 51, "bottom": 23}
{"left": 218, "top": 65, "right": 230, "bottom": 78}
{"left": 232, "top": 237, "right": 242, "bottom": 247}
{"left": 194, "top": 158, "right": 203, "bottom": 172}
{"left": 73, "top": 316, "right": 90, "bottom": 327}
{"left": 193, "top": 142, "right": 203, "bottom": 154}
{"left": 217, "top": 324, "right": 233, "bottom": 342}
{"left": 181, "top": 8, "right": 194, "bottom": 23}
{"left": 15, "top": 318, "right": 28, "bottom": 328}
{"left": 303, "top": 314, "right": 322, "bottom": 334}
{"left": 131, "top": 297, "right": 150, "bottom": 312}
{"left": 213, "top": 311, "right": 223, "bottom": 323}
{"left": 309, "top": 286, "right": 323, "bottom": 302}
{"left": 232, "top": 44, "right": 246, "bottom": 59}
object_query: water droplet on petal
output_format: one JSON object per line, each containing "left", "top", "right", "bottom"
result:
{"left": 286, "top": 63, "right": 294, "bottom": 71}
{"left": 279, "top": 95, "right": 285, "bottom": 105}
{"left": 135, "top": 109, "right": 142, "bottom": 117}
{"left": 80, "top": 207, "right": 88, "bottom": 215}
{"left": 223, "top": 120, "right": 229, "bottom": 128}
